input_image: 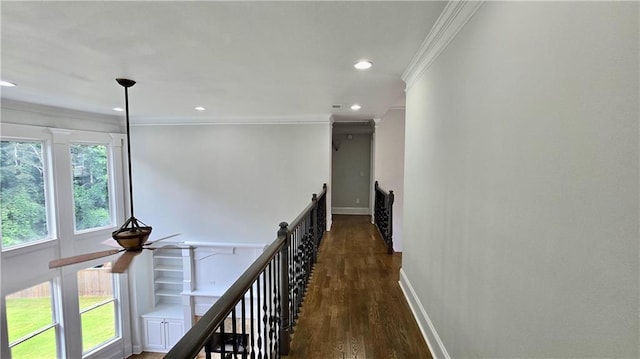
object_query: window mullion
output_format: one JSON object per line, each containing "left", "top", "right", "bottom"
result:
{"left": 8, "top": 323, "right": 56, "bottom": 348}
{"left": 79, "top": 298, "right": 115, "bottom": 315}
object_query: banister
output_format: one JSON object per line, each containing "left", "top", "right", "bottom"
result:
{"left": 164, "top": 183, "right": 327, "bottom": 359}
{"left": 288, "top": 186, "right": 327, "bottom": 232}
{"left": 165, "top": 235, "right": 285, "bottom": 359}
{"left": 374, "top": 181, "right": 394, "bottom": 254}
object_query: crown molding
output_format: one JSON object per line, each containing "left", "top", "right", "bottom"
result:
{"left": 402, "top": 0, "right": 484, "bottom": 92}
{"left": 130, "top": 114, "right": 332, "bottom": 127}
{"left": 1, "top": 98, "right": 121, "bottom": 125}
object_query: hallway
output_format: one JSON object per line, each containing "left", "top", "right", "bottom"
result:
{"left": 284, "top": 215, "right": 432, "bottom": 359}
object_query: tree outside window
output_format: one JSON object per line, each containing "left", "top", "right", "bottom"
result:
{"left": 0, "top": 140, "right": 50, "bottom": 248}
{"left": 70, "top": 144, "right": 112, "bottom": 231}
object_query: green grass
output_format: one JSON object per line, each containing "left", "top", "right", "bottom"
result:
{"left": 6, "top": 296, "right": 117, "bottom": 358}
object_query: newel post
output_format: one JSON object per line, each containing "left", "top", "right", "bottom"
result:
{"left": 278, "top": 222, "right": 291, "bottom": 354}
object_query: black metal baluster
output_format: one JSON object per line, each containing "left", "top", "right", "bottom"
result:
{"left": 242, "top": 296, "right": 248, "bottom": 359}
{"left": 290, "top": 228, "right": 295, "bottom": 328}
{"left": 294, "top": 224, "right": 300, "bottom": 323}
{"left": 297, "top": 222, "right": 304, "bottom": 318}
{"left": 257, "top": 277, "right": 262, "bottom": 359}
{"left": 232, "top": 305, "right": 238, "bottom": 359}
{"left": 262, "top": 268, "right": 268, "bottom": 359}
{"left": 221, "top": 322, "right": 226, "bottom": 359}
{"left": 268, "top": 261, "right": 274, "bottom": 358}
{"left": 308, "top": 213, "right": 312, "bottom": 280}
{"left": 310, "top": 193, "right": 318, "bottom": 268}
{"left": 250, "top": 286, "right": 255, "bottom": 359}
{"left": 274, "top": 251, "right": 280, "bottom": 357}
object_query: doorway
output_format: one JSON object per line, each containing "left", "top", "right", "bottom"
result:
{"left": 331, "top": 122, "right": 374, "bottom": 215}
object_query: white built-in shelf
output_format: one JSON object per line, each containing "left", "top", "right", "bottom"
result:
{"left": 154, "top": 254, "right": 181, "bottom": 259}
{"left": 153, "top": 248, "right": 184, "bottom": 305}
{"left": 155, "top": 276, "right": 182, "bottom": 284}
{"left": 155, "top": 264, "right": 182, "bottom": 272}
{"left": 156, "top": 289, "right": 181, "bottom": 297}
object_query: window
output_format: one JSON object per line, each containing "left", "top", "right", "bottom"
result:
{"left": 6, "top": 282, "right": 59, "bottom": 359}
{"left": 0, "top": 140, "right": 51, "bottom": 249}
{"left": 77, "top": 263, "right": 118, "bottom": 353}
{"left": 71, "top": 144, "right": 112, "bottom": 232}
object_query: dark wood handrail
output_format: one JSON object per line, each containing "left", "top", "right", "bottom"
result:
{"left": 288, "top": 184, "right": 327, "bottom": 231}
{"left": 164, "top": 183, "right": 327, "bottom": 359}
{"left": 165, "top": 235, "right": 285, "bottom": 359}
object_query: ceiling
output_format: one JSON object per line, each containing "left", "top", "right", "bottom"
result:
{"left": 1, "top": 1, "right": 446, "bottom": 124}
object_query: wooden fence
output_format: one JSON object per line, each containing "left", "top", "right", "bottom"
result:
{"left": 6, "top": 267, "right": 113, "bottom": 298}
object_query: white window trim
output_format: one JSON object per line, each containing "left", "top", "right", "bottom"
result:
{"left": 69, "top": 142, "right": 116, "bottom": 234}
{"left": 5, "top": 279, "right": 62, "bottom": 358}
{"left": 0, "top": 125, "right": 57, "bottom": 251}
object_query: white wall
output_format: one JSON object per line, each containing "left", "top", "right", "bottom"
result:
{"left": 402, "top": 2, "right": 638, "bottom": 358}
{"left": 130, "top": 123, "right": 331, "bottom": 245}
{"left": 128, "top": 122, "right": 330, "bottom": 350}
{"left": 374, "top": 109, "right": 405, "bottom": 252}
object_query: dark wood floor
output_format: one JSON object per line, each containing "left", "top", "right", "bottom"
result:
{"left": 283, "top": 215, "right": 432, "bottom": 359}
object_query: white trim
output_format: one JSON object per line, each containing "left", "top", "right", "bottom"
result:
{"left": 402, "top": 0, "right": 484, "bottom": 91}
{"left": 132, "top": 344, "right": 142, "bottom": 355}
{"left": 332, "top": 207, "right": 370, "bottom": 215}
{"left": 130, "top": 114, "right": 332, "bottom": 127}
{"left": 399, "top": 268, "right": 450, "bottom": 359}
{"left": 1, "top": 99, "right": 122, "bottom": 127}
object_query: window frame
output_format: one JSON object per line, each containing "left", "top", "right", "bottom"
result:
{"left": 1, "top": 122, "right": 131, "bottom": 359}
{"left": 0, "top": 124, "right": 127, "bottom": 252}
{"left": 69, "top": 141, "right": 116, "bottom": 235}
{"left": 0, "top": 125, "right": 57, "bottom": 252}
{"left": 77, "top": 263, "right": 121, "bottom": 356}
{"left": 5, "top": 279, "right": 63, "bottom": 359}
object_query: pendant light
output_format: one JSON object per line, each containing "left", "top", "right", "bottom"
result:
{"left": 112, "top": 78, "right": 152, "bottom": 250}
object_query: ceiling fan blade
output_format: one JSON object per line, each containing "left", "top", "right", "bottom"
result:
{"left": 100, "top": 238, "right": 122, "bottom": 248}
{"left": 145, "top": 233, "right": 181, "bottom": 247}
{"left": 110, "top": 251, "right": 141, "bottom": 273}
{"left": 49, "top": 249, "right": 121, "bottom": 269}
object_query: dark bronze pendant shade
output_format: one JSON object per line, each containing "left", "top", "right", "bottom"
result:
{"left": 112, "top": 78, "right": 152, "bottom": 250}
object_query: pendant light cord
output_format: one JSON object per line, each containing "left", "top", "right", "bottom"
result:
{"left": 124, "top": 86, "right": 135, "bottom": 220}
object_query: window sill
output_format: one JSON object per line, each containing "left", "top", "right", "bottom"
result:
{"left": 1, "top": 238, "right": 57, "bottom": 258}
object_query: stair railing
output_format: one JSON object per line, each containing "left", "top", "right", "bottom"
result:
{"left": 374, "top": 181, "right": 394, "bottom": 254}
{"left": 165, "top": 184, "right": 327, "bottom": 359}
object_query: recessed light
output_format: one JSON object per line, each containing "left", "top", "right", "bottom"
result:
{"left": 0, "top": 80, "right": 17, "bottom": 87}
{"left": 354, "top": 60, "right": 373, "bottom": 70}
{"left": 350, "top": 104, "right": 361, "bottom": 111}
{"left": 112, "top": 107, "right": 124, "bottom": 112}
{"left": 195, "top": 106, "right": 205, "bottom": 111}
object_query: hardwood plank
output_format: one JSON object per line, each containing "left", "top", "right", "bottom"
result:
{"left": 284, "top": 215, "right": 432, "bottom": 359}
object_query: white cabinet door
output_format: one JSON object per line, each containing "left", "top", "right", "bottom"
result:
{"left": 165, "top": 319, "right": 185, "bottom": 349}
{"left": 143, "top": 317, "right": 166, "bottom": 352}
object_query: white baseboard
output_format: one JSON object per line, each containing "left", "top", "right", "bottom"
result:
{"left": 399, "top": 268, "right": 450, "bottom": 359}
{"left": 132, "top": 345, "right": 142, "bottom": 355}
{"left": 332, "top": 207, "right": 370, "bottom": 215}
